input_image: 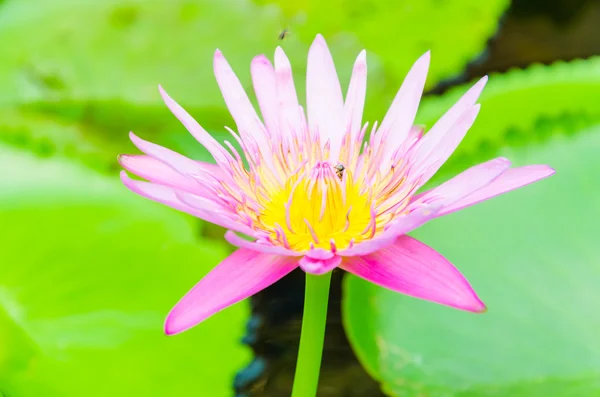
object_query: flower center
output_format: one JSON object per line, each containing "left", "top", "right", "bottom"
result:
{"left": 258, "top": 162, "right": 375, "bottom": 251}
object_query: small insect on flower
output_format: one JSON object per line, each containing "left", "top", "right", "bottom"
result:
{"left": 278, "top": 28, "right": 290, "bottom": 40}
{"left": 333, "top": 164, "right": 345, "bottom": 180}
{"left": 119, "top": 34, "right": 555, "bottom": 335}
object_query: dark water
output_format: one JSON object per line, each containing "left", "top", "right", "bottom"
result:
{"left": 235, "top": 1, "right": 600, "bottom": 396}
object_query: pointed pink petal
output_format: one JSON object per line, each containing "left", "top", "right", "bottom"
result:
{"left": 224, "top": 231, "right": 301, "bottom": 256}
{"left": 410, "top": 76, "right": 487, "bottom": 183}
{"left": 165, "top": 249, "right": 298, "bottom": 334}
{"left": 340, "top": 235, "right": 485, "bottom": 312}
{"left": 339, "top": 204, "right": 442, "bottom": 257}
{"left": 127, "top": 133, "right": 221, "bottom": 186}
{"left": 274, "top": 46, "right": 299, "bottom": 111}
{"left": 344, "top": 50, "right": 367, "bottom": 140}
{"left": 158, "top": 86, "right": 230, "bottom": 167}
{"left": 377, "top": 51, "right": 430, "bottom": 171}
{"left": 274, "top": 47, "right": 302, "bottom": 143}
{"left": 120, "top": 172, "right": 254, "bottom": 235}
{"left": 306, "top": 34, "right": 345, "bottom": 162}
{"left": 344, "top": 158, "right": 509, "bottom": 258}
{"left": 251, "top": 55, "right": 279, "bottom": 135}
{"left": 414, "top": 157, "right": 512, "bottom": 210}
{"left": 411, "top": 104, "right": 481, "bottom": 186}
{"left": 299, "top": 255, "right": 341, "bottom": 275}
{"left": 414, "top": 77, "right": 487, "bottom": 162}
{"left": 119, "top": 154, "right": 196, "bottom": 192}
{"left": 436, "top": 165, "right": 556, "bottom": 216}
{"left": 214, "top": 50, "right": 273, "bottom": 164}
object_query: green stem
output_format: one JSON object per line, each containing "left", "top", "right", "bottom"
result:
{"left": 291, "top": 271, "right": 332, "bottom": 397}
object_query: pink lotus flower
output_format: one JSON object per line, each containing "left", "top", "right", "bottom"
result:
{"left": 120, "top": 34, "right": 554, "bottom": 335}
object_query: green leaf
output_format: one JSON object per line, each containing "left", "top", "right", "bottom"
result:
{"left": 417, "top": 57, "right": 600, "bottom": 163}
{"left": 261, "top": 0, "right": 509, "bottom": 89}
{"left": 0, "top": 104, "right": 225, "bottom": 174}
{"left": 342, "top": 124, "right": 600, "bottom": 396}
{"left": 0, "top": 0, "right": 288, "bottom": 107}
{"left": 0, "top": 147, "right": 249, "bottom": 396}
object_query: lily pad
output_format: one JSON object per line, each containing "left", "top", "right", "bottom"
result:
{"left": 0, "top": 147, "right": 249, "bottom": 396}
{"left": 342, "top": 124, "right": 600, "bottom": 396}
{"left": 261, "top": 0, "right": 509, "bottom": 90}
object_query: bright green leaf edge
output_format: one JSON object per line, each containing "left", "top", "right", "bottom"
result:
{"left": 0, "top": 147, "right": 250, "bottom": 396}
{"left": 342, "top": 119, "right": 600, "bottom": 396}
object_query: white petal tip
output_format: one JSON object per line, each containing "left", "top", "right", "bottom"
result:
{"left": 158, "top": 85, "right": 171, "bottom": 100}
{"left": 471, "top": 76, "right": 489, "bottom": 94}
{"left": 417, "top": 50, "right": 431, "bottom": 64}
{"left": 119, "top": 170, "right": 133, "bottom": 185}
{"left": 252, "top": 54, "right": 271, "bottom": 66}
{"left": 495, "top": 157, "right": 512, "bottom": 167}
{"left": 311, "top": 34, "right": 329, "bottom": 51}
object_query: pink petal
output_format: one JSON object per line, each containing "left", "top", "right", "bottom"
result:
{"left": 339, "top": 204, "right": 442, "bottom": 257}
{"left": 158, "top": 86, "right": 230, "bottom": 167}
{"left": 214, "top": 50, "right": 273, "bottom": 165}
{"left": 305, "top": 247, "right": 335, "bottom": 260}
{"left": 410, "top": 76, "right": 487, "bottom": 182}
{"left": 343, "top": 157, "right": 509, "bottom": 258}
{"left": 411, "top": 104, "right": 481, "bottom": 186}
{"left": 436, "top": 165, "right": 556, "bottom": 216}
{"left": 251, "top": 55, "right": 279, "bottom": 136}
{"left": 344, "top": 50, "right": 367, "bottom": 141}
{"left": 274, "top": 46, "right": 299, "bottom": 112}
{"left": 306, "top": 34, "right": 345, "bottom": 162}
{"left": 377, "top": 51, "right": 430, "bottom": 172}
{"left": 299, "top": 255, "right": 342, "bottom": 275}
{"left": 274, "top": 47, "right": 302, "bottom": 143}
{"left": 340, "top": 235, "right": 485, "bottom": 312}
{"left": 165, "top": 249, "right": 298, "bottom": 334}
{"left": 224, "top": 230, "right": 301, "bottom": 256}
{"left": 119, "top": 154, "right": 196, "bottom": 192}
{"left": 127, "top": 133, "right": 221, "bottom": 186}
{"left": 120, "top": 172, "right": 254, "bottom": 236}
{"left": 413, "top": 157, "right": 512, "bottom": 210}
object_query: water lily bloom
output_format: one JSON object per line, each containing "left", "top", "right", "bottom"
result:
{"left": 120, "top": 34, "right": 554, "bottom": 335}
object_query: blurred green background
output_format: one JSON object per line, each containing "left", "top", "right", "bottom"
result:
{"left": 1, "top": 0, "right": 599, "bottom": 396}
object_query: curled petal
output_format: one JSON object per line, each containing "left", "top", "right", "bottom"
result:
{"left": 165, "top": 249, "right": 298, "bottom": 334}
{"left": 340, "top": 235, "right": 485, "bottom": 312}
{"left": 305, "top": 247, "right": 335, "bottom": 260}
{"left": 299, "top": 255, "right": 342, "bottom": 275}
